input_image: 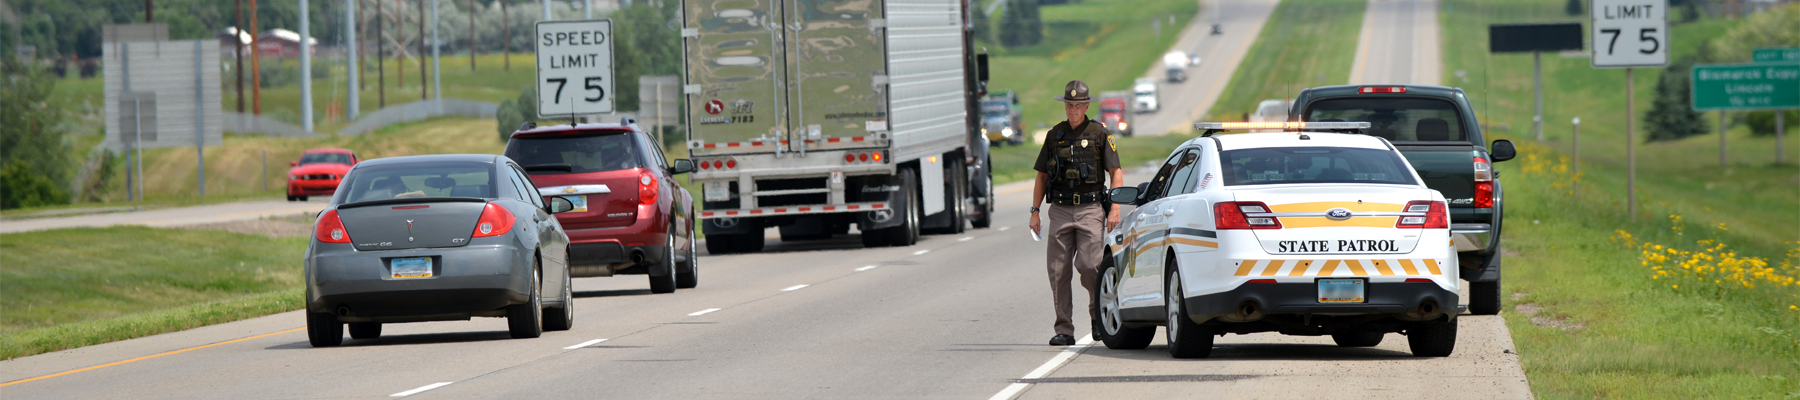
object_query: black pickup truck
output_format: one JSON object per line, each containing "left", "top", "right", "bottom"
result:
{"left": 1290, "top": 85, "right": 1517, "bottom": 315}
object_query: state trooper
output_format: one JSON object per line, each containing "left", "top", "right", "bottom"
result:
{"left": 1030, "top": 80, "right": 1123, "bottom": 346}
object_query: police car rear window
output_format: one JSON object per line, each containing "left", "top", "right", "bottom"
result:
{"left": 1221, "top": 147, "right": 1417, "bottom": 186}
{"left": 1303, "top": 98, "right": 1466, "bottom": 142}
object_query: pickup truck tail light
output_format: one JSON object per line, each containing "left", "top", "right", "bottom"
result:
{"left": 1395, "top": 200, "right": 1448, "bottom": 229}
{"left": 1215, "top": 201, "right": 1281, "bottom": 230}
{"left": 1473, "top": 156, "right": 1494, "bottom": 209}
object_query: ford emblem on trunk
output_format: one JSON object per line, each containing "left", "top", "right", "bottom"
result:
{"left": 1326, "top": 208, "right": 1353, "bottom": 221}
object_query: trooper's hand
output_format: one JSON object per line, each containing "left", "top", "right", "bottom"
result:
{"left": 1029, "top": 212, "right": 1041, "bottom": 235}
{"left": 1107, "top": 212, "right": 1121, "bottom": 230}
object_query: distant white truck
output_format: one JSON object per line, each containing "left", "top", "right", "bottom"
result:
{"left": 1163, "top": 51, "right": 1190, "bottom": 83}
{"left": 1134, "top": 78, "right": 1160, "bottom": 114}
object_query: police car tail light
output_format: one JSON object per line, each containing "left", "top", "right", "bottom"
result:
{"left": 1358, "top": 86, "right": 1406, "bottom": 93}
{"left": 1215, "top": 201, "right": 1281, "bottom": 230}
{"left": 472, "top": 203, "right": 516, "bottom": 238}
{"left": 1395, "top": 200, "right": 1448, "bottom": 229}
{"left": 639, "top": 171, "right": 659, "bottom": 206}
{"left": 1473, "top": 156, "right": 1494, "bottom": 209}
{"left": 315, "top": 210, "right": 352, "bottom": 243}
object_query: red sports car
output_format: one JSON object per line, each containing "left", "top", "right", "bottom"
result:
{"left": 287, "top": 148, "right": 359, "bottom": 201}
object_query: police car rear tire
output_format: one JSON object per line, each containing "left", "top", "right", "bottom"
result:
{"left": 1468, "top": 280, "right": 1502, "bottom": 315}
{"left": 1165, "top": 268, "right": 1214, "bottom": 358}
{"left": 1330, "top": 331, "right": 1384, "bottom": 347}
{"left": 1406, "top": 320, "right": 1457, "bottom": 357}
{"left": 1096, "top": 259, "right": 1154, "bottom": 350}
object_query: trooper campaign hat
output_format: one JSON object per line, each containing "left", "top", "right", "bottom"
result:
{"left": 1053, "top": 80, "right": 1094, "bottom": 103}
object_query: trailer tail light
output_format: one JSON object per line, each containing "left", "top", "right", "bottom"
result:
{"left": 1358, "top": 86, "right": 1406, "bottom": 93}
{"left": 639, "top": 171, "right": 659, "bottom": 206}
{"left": 1215, "top": 201, "right": 1281, "bottom": 230}
{"left": 472, "top": 203, "right": 516, "bottom": 237}
{"left": 726, "top": 159, "right": 737, "bottom": 169}
{"left": 860, "top": 153, "right": 870, "bottom": 162}
{"left": 845, "top": 153, "right": 856, "bottom": 163}
{"left": 1395, "top": 200, "right": 1448, "bottom": 229}
{"left": 700, "top": 161, "right": 711, "bottom": 170}
{"left": 1473, "top": 156, "right": 1493, "bottom": 209}
{"left": 315, "top": 210, "right": 352, "bottom": 243}
{"left": 871, "top": 152, "right": 883, "bottom": 162}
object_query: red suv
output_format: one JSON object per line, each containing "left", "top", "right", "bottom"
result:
{"left": 287, "top": 148, "right": 359, "bottom": 201}
{"left": 506, "top": 122, "right": 698, "bottom": 293}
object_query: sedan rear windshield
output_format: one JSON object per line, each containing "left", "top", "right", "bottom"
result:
{"left": 341, "top": 162, "right": 496, "bottom": 202}
{"left": 505, "top": 132, "right": 645, "bottom": 174}
{"left": 1221, "top": 147, "right": 1417, "bottom": 186}
{"left": 300, "top": 152, "right": 352, "bottom": 165}
{"left": 1303, "top": 97, "right": 1467, "bottom": 142}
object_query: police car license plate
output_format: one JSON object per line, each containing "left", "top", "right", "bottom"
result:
{"left": 564, "top": 195, "right": 588, "bottom": 213}
{"left": 1317, "top": 278, "right": 1365, "bottom": 303}
{"left": 390, "top": 257, "right": 433, "bottom": 279}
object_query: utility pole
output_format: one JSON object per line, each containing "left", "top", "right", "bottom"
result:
{"left": 347, "top": 0, "right": 360, "bottom": 120}
{"left": 502, "top": 0, "right": 510, "bottom": 71}
{"left": 251, "top": 0, "right": 262, "bottom": 115}
{"left": 419, "top": 0, "right": 427, "bottom": 100}
{"left": 301, "top": 0, "right": 314, "bottom": 132}
{"left": 235, "top": 0, "right": 245, "bottom": 115}
{"left": 470, "top": 0, "right": 476, "bottom": 71}
{"left": 542, "top": 0, "right": 549, "bottom": 21}
{"left": 585, "top": 0, "right": 590, "bottom": 19}
{"left": 378, "top": 0, "right": 386, "bottom": 107}
{"left": 145, "top": 0, "right": 154, "bottom": 22}
{"left": 432, "top": 0, "right": 441, "bottom": 108}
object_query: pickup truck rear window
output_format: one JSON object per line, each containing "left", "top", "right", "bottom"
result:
{"left": 1221, "top": 147, "right": 1418, "bottom": 186}
{"left": 1303, "top": 98, "right": 1467, "bottom": 142}
{"left": 505, "top": 132, "right": 645, "bottom": 174}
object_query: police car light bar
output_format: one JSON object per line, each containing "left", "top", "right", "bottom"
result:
{"left": 1194, "top": 121, "right": 1372, "bottom": 130}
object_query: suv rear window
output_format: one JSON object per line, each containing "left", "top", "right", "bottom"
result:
{"left": 1221, "top": 147, "right": 1418, "bottom": 186}
{"left": 1303, "top": 98, "right": 1467, "bottom": 142}
{"left": 505, "top": 132, "right": 646, "bottom": 174}
{"left": 341, "top": 161, "right": 496, "bottom": 202}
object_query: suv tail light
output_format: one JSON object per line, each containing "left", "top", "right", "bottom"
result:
{"left": 639, "top": 171, "right": 659, "bottom": 206}
{"left": 1473, "top": 156, "right": 1494, "bottom": 209}
{"left": 1215, "top": 201, "right": 1281, "bottom": 229}
{"left": 315, "top": 210, "right": 352, "bottom": 243}
{"left": 472, "top": 203, "right": 516, "bottom": 237}
{"left": 1395, "top": 200, "right": 1448, "bottom": 229}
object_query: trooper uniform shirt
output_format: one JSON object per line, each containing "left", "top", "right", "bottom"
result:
{"left": 1033, "top": 117, "right": 1122, "bottom": 196}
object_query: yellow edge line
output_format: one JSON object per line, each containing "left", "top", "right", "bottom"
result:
{"left": 1, "top": 327, "right": 305, "bottom": 388}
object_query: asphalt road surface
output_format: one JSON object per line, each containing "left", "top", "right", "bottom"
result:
{"left": 1133, "top": 0, "right": 1283, "bottom": 136}
{"left": 0, "top": 199, "right": 327, "bottom": 234}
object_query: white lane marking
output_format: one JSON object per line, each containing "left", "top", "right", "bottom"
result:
{"left": 958, "top": 236, "right": 974, "bottom": 242}
{"left": 781, "top": 284, "right": 809, "bottom": 292}
{"left": 986, "top": 335, "right": 1094, "bottom": 400}
{"left": 998, "top": 226, "right": 1012, "bottom": 231}
{"left": 391, "top": 382, "right": 455, "bottom": 397}
{"left": 855, "top": 265, "right": 878, "bottom": 272}
{"left": 913, "top": 250, "right": 930, "bottom": 256}
{"left": 563, "top": 338, "right": 608, "bottom": 350}
{"left": 688, "top": 308, "right": 721, "bottom": 316}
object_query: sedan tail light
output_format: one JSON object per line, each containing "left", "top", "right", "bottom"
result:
{"left": 1395, "top": 200, "right": 1449, "bottom": 229}
{"left": 315, "top": 210, "right": 352, "bottom": 243}
{"left": 472, "top": 203, "right": 516, "bottom": 237}
{"left": 638, "top": 171, "right": 659, "bottom": 206}
{"left": 1215, "top": 201, "right": 1281, "bottom": 229}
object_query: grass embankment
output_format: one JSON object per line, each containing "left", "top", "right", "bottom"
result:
{"left": 0, "top": 226, "right": 308, "bottom": 360}
{"left": 1443, "top": 1, "right": 1800, "bottom": 397}
{"left": 983, "top": 0, "right": 1201, "bottom": 182}
{"left": 1201, "top": 0, "right": 1365, "bottom": 121}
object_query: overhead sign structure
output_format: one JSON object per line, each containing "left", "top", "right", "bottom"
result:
{"left": 1753, "top": 48, "right": 1800, "bottom": 63}
{"left": 535, "top": 19, "right": 615, "bottom": 118}
{"left": 1690, "top": 63, "right": 1800, "bottom": 111}
{"left": 1590, "top": 0, "right": 1668, "bottom": 68}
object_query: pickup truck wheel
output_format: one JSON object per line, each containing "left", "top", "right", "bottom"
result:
{"left": 649, "top": 226, "right": 678, "bottom": 294}
{"left": 1469, "top": 280, "right": 1502, "bottom": 315}
{"left": 507, "top": 268, "right": 544, "bottom": 339}
{"left": 676, "top": 228, "right": 699, "bottom": 289}
{"left": 1330, "top": 331, "right": 1383, "bottom": 347}
{"left": 348, "top": 322, "right": 381, "bottom": 340}
{"left": 307, "top": 311, "right": 343, "bottom": 347}
{"left": 1096, "top": 259, "right": 1154, "bottom": 350}
{"left": 1407, "top": 319, "right": 1457, "bottom": 357}
{"left": 1165, "top": 268, "right": 1213, "bottom": 358}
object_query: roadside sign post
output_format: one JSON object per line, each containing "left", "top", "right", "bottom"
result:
{"left": 1690, "top": 62, "right": 1800, "bottom": 164}
{"left": 1592, "top": 0, "right": 1668, "bottom": 219}
{"left": 1572, "top": 116, "right": 1581, "bottom": 199}
{"left": 535, "top": 19, "right": 615, "bottom": 119}
{"left": 1487, "top": 23, "right": 1583, "bottom": 142}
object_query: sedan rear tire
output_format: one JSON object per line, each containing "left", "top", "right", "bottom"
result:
{"left": 543, "top": 265, "right": 574, "bottom": 332}
{"left": 507, "top": 268, "right": 543, "bottom": 339}
{"left": 1165, "top": 268, "right": 1214, "bottom": 359}
{"left": 307, "top": 311, "right": 343, "bottom": 347}
{"left": 348, "top": 322, "right": 381, "bottom": 340}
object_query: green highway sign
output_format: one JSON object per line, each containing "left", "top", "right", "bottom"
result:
{"left": 1691, "top": 63, "right": 1800, "bottom": 111}
{"left": 1753, "top": 48, "right": 1800, "bottom": 63}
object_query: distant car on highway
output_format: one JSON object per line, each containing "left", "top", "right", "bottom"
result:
{"left": 981, "top": 96, "right": 1024, "bottom": 146}
{"left": 1098, "top": 94, "right": 1134, "bottom": 137}
{"left": 1095, "top": 122, "right": 1459, "bottom": 358}
{"left": 287, "top": 148, "right": 359, "bottom": 201}
{"left": 1133, "top": 78, "right": 1160, "bottom": 113}
{"left": 1291, "top": 85, "right": 1516, "bottom": 315}
{"left": 305, "top": 154, "right": 576, "bottom": 347}
{"left": 1211, "top": 23, "right": 1223, "bottom": 35}
{"left": 1248, "top": 99, "right": 1293, "bottom": 132}
{"left": 506, "top": 121, "right": 698, "bottom": 294}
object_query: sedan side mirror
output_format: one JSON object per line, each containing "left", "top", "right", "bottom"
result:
{"left": 548, "top": 196, "right": 575, "bottom": 214}
{"left": 1490, "top": 139, "right": 1517, "bottom": 162}
{"left": 669, "top": 159, "right": 695, "bottom": 175}
{"left": 1108, "top": 186, "right": 1141, "bottom": 205}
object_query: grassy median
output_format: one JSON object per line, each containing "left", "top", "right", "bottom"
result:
{"left": 0, "top": 226, "right": 309, "bottom": 360}
{"left": 1442, "top": 0, "right": 1800, "bottom": 397}
{"left": 1201, "top": 0, "right": 1365, "bottom": 121}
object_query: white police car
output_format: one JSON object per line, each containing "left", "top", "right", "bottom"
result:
{"left": 1095, "top": 122, "right": 1458, "bottom": 358}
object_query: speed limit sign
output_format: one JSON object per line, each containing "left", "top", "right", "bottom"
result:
{"left": 1591, "top": 0, "right": 1668, "bottom": 68}
{"left": 535, "top": 19, "right": 615, "bottom": 117}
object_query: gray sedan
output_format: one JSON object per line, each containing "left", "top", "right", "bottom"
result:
{"left": 305, "top": 154, "right": 575, "bottom": 347}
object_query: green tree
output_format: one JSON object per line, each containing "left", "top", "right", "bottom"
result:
{"left": 1708, "top": 3, "right": 1798, "bottom": 62}
{"left": 0, "top": 59, "right": 74, "bottom": 209}
{"left": 611, "top": 1, "right": 682, "bottom": 113}
{"left": 496, "top": 87, "right": 539, "bottom": 142}
{"left": 1644, "top": 57, "right": 1709, "bottom": 142}
{"left": 998, "top": 0, "right": 1039, "bottom": 47}
{"left": 1744, "top": 110, "right": 1799, "bottom": 137}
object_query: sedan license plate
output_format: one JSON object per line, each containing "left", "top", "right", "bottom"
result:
{"left": 564, "top": 195, "right": 588, "bottom": 213}
{"left": 1318, "top": 278, "right": 1365, "bottom": 303}
{"left": 390, "top": 257, "right": 433, "bottom": 279}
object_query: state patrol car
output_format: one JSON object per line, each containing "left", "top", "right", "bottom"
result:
{"left": 1095, "top": 122, "right": 1458, "bottom": 358}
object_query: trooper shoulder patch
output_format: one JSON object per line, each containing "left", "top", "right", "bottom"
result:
{"left": 1108, "top": 135, "right": 1117, "bottom": 151}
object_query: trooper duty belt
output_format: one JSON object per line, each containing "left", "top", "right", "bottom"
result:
{"left": 1049, "top": 190, "right": 1104, "bottom": 205}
